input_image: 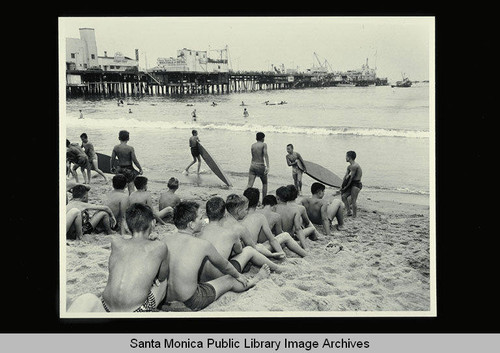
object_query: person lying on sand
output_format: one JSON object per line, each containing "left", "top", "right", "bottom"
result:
{"left": 159, "top": 177, "right": 181, "bottom": 223}
{"left": 104, "top": 174, "right": 130, "bottom": 235}
{"left": 274, "top": 186, "right": 316, "bottom": 249}
{"left": 127, "top": 176, "right": 171, "bottom": 225}
{"left": 300, "top": 182, "right": 345, "bottom": 236}
{"left": 198, "top": 197, "right": 288, "bottom": 282}
{"left": 66, "top": 184, "right": 117, "bottom": 240}
{"left": 163, "top": 201, "right": 270, "bottom": 311}
{"left": 67, "top": 203, "right": 169, "bottom": 312}
{"left": 243, "top": 188, "right": 307, "bottom": 258}
{"left": 225, "top": 194, "right": 284, "bottom": 259}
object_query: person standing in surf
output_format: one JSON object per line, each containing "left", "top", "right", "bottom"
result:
{"left": 339, "top": 150, "right": 363, "bottom": 218}
{"left": 247, "top": 132, "right": 270, "bottom": 200}
{"left": 285, "top": 144, "right": 306, "bottom": 196}
{"left": 80, "top": 133, "right": 107, "bottom": 183}
{"left": 184, "top": 130, "right": 201, "bottom": 175}
{"left": 191, "top": 109, "right": 197, "bottom": 121}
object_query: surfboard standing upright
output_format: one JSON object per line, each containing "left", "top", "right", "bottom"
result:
{"left": 197, "top": 143, "right": 233, "bottom": 187}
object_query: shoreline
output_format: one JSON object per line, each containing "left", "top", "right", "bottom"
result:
{"left": 64, "top": 172, "right": 431, "bottom": 314}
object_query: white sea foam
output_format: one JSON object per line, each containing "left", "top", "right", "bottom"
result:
{"left": 66, "top": 117, "right": 429, "bottom": 139}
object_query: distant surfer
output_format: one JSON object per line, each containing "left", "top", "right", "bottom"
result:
{"left": 243, "top": 108, "right": 249, "bottom": 118}
{"left": 184, "top": 130, "right": 201, "bottom": 175}
{"left": 191, "top": 109, "right": 197, "bottom": 121}
{"left": 211, "top": 102, "right": 217, "bottom": 107}
{"left": 128, "top": 109, "right": 133, "bottom": 114}
{"left": 285, "top": 144, "right": 306, "bottom": 195}
{"left": 247, "top": 132, "right": 270, "bottom": 200}
{"left": 241, "top": 101, "right": 246, "bottom": 106}
{"left": 79, "top": 110, "right": 84, "bottom": 119}
{"left": 339, "top": 150, "right": 363, "bottom": 217}
{"left": 111, "top": 130, "right": 143, "bottom": 194}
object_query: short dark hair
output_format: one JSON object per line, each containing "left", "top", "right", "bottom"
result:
{"left": 287, "top": 143, "right": 294, "bottom": 149}
{"left": 71, "top": 184, "right": 89, "bottom": 199}
{"left": 225, "top": 194, "right": 248, "bottom": 215}
{"left": 275, "top": 186, "right": 289, "bottom": 202}
{"left": 125, "top": 203, "right": 155, "bottom": 232}
{"left": 134, "top": 175, "right": 148, "bottom": 190}
{"left": 311, "top": 182, "right": 325, "bottom": 195}
{"left": 173, "top": 201, "right": 200, "bottom": 229}
{"left": 80, "top": 133, "right": 88, "bottom": 139}
{"left": 262, "top": 195, "right": 277, "bottom": 207}
{"left": 112, "top": 174, "right": 127, "bottom": 190}
{"left": 256, "top": 132, "right": 265, "bottom": 141}
{"left": 346, "top": 150, "right": 357, "bottom": 160}
{"left": 66, "top": 139, "right": 71, "bottom": 147}
{"left": 167, "top": 177, "right": 179, "bottom": 190}
{"left": 192, "top": 130, "right": 197, "bottom": 135}
{"left": 243, "top": 187, "right": 260, "bottom": 208}
{"left": 119, "top": 130, "right": 130, "bottom": 141}
{"left": 286, "top": 184, "right": 298, "bottom": 201}
{"left": 206, "top": 197, "right": 226, "bottom": 221}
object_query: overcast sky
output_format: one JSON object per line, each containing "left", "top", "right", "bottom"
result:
{"left": 59, "top": 17, "right": 433, "bottom": 82}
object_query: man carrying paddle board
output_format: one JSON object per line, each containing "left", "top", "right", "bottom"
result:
{"left": 285, "top": 144, "right": 306, "bottom": 196}
{"left": 183, "top": 130, "right": 201, "bottom": 175}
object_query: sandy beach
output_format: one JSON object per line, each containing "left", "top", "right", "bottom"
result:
{"left": 64, "top": 170, "right": 431, "bottom": 314}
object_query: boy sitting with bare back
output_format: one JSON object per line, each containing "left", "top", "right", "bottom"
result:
{"left": 257, "top": 195, "right": 284, "bottom": 235}
{"left": 243, "top": 188, "right": 307, "bottom": 258}
{"left": 300, "top": 182, "right": 345, "bottom": 236}
{"left": 104, "top": 174, "right": 130, "bottom": 235}
{"left": 66, "top": 184, "right": 117, "bottom": 240}
{"left": 67, "top": 203, "right": 169, "bottom": 312}
{"left": 159, "top": 177, "right": 181, "bottom": 223}
{"left": 198, "top": 197, "right": 288, "bottom": 282}
{"left": 224, "top": 194, "right": 285, "bottom": 260}
{"left": 127, "top": 176, "right": 172, "bottom": 225}
{"left": 163, "top": 201, "right": 270, "bottom": 311}
{"left": 286, "top": 184, "right": 321, "bottom": 241}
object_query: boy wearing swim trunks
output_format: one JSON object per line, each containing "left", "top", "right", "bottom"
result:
{"left": 198, "top": 197, "right": 286, "bottom": 282}
{"left": 340, "top": 150, "right": 363, "bottom": 218}
{"left": 111, "top": 130, "right": 143, "bottom": 194}
{"left": 66, "top": 139, "right": 90, "bottom": 184}
{"left": 67, "top": 203, "right": 169, "bottom": 312}
{"left": 163, "top": 201, "right": 270, "bottom": 311}
{"left": 80, "top": 133, "right": 107, "bottom": 183}
{"left": 184, "top": 130, "right": 201, "bottom": 175}
{"left": 66, "top": 184, "right": 117, "bottom": 240}
{"left": 285, "top": 144, "right": 306, "bottom": 195}
{"left": 105, "top": 174, "right": 130, "bottom": 235}
{"left": 300, "top": 182, "right": 345, "bottom": 236}
{"left": 243, "top": 188, "right": 306, "bottom": 258}
{"left": 247, "top": 132, "right": 270, "bottom": 200}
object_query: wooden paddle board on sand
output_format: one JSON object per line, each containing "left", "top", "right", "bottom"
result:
{"left": 198, "top": 143, "right": 232, "bottom": 187}
{"left": 298, "top": 160, "right": 343, "bottom": 188}
{"left": 96, "top": 152, "right": 117, "bottom": 174}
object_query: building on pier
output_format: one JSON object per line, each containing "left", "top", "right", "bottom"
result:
{"left": 153, "top": 47, "right": 229, "bottom": 73}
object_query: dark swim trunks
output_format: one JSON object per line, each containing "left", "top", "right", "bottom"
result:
{"left": 101, "top": 291, "right": 157, "bottom": 312}
{"left": 183, "top": 283, "right": 217, "bottom": 311}
{"left": 191, "top": 146, "right": 200, "bottom": 158}
{"left": 116, "top": 165, "right": 139, "bottom": 183}
{"left": 229, "top": 259, "right": 253, "bottom": 274}
{"left": 249, "top": 163, "right": 267, "bottom": 183}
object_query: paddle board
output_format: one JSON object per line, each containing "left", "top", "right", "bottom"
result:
{"left": 96, "top": 152, "right": 117, "bottom": 174}
{"left": 298, "top": 160, "right": 343, "bottom": 188}
{"left": 197, "top": 143, "right": 232, "bottom": 187}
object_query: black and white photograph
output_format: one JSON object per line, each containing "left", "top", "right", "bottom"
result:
{"left": 59, "top": 16, "right": 435, "bottom": 318}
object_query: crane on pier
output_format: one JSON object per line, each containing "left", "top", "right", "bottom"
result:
{"left": 313, "top": 52, "right": 332, "bottom": 73}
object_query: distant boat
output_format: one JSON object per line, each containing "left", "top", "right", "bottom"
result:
{"left": 391, "top": 73, "right": 412, "bottom": 88}
{"left": 337, "top": 81, "right": 355, "bottom": 87}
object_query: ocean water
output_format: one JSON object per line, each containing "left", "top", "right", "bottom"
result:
{"left": 64, "top": 84, "right": 431, "bottom": 199}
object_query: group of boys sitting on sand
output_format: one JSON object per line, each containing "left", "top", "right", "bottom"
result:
{"left": 66, "top": 171, "right": 347, "bottom": 312}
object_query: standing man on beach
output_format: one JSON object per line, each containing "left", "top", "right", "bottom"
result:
{"left": 191, "top": 109, "right": 197, "bottom": 122}
{"left": 247, "top": 132, "right": 270, "bottom": 200}
{"left": 285, "top": 144, "right": 306, "bottom": 196}
{"left": 340, "top": 150, "right": 363, "bottom": 218}
{"left": 184, "top": 130, "right": 201, "bottom": 175}
{"left": 80, "top": 133, "right": 107, "bottom": 183}
{"left": 111, "top": 130, "right": 143, "bottom": 194}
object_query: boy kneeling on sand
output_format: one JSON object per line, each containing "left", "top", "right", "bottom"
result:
{"left": 67, "top": 203, "right": 169, "bottom": 312}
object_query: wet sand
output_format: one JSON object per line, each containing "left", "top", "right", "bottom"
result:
{"left": 64, "top": 173, "right": 431, "bottom": 314}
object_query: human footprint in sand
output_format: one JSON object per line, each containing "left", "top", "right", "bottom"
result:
{"left": 164, "top": 201, "right": 270, "bottom": 311}
{"left": 67, "top": 203, "right": 169, "bottom": 312}
{"left": 300, "top": 182, "right": 345, "bottom": 236}
{"left": 198, "top": 197, "right": 289, "bottom": 280}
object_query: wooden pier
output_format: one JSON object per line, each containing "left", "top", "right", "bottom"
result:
{"left": 66, "top": 69, "right": 387, "bottom": 97}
